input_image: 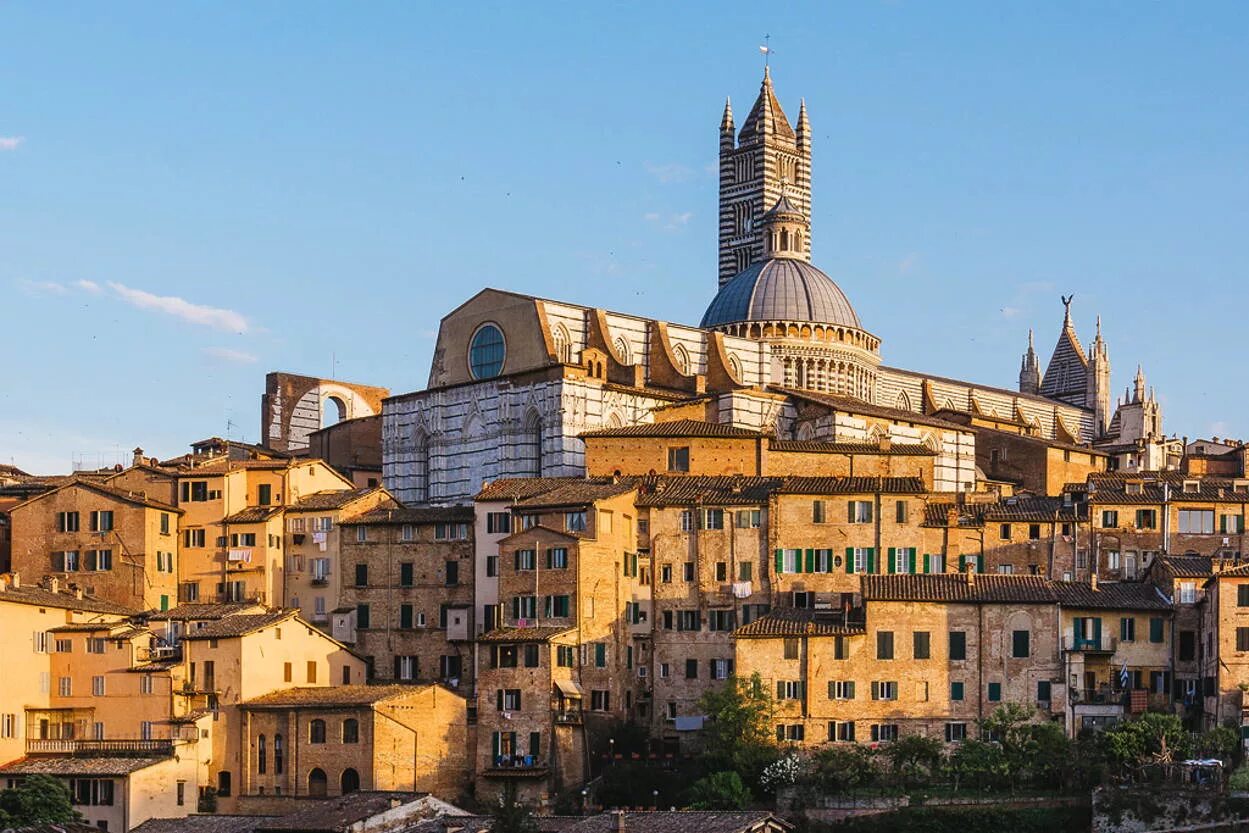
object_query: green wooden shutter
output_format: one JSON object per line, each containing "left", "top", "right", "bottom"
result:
{"left": 846, "top": 547, "right": 855, "bottom": 574}
{"left": 804, "top": 548, "right": 815, "bottom": 574}
{"left": 1221, "top": 515, "right": 1228, "bottom": 534}
{"left": 922, "top": 554, "right": 930, "bottom": 574}
{"left": 886, "top": 547, "right": 896, "bottom": 574}
{"left": 775, "top": 549, "right": 784, "bottom": 575}
{"left": 1092, "top": 617, "right": 1102, "bottom": 646}
{"left": 847, "top": 501, "right": 855, "bottom": 523}
{"left": 910, "top": 549, "right": 919, "bottom": 574}
{"left": 976, "top": 555, "right": 985, "bottom": 573}
{"left": 866, "top": 548, "right": 876, "bottom": 574}
{"left": 1150, "top": 617, "right": 1164, "bottom": 643}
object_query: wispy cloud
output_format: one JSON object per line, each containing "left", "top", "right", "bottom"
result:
{"left": 0, "top": 136, "right": 24, "bottom": 151}
{"left": 1000, "top": 306, "right": 1021, "bottom": 319}
{"left": 898, "top": 253, "right": 920, "bottom": 275}
{"left": 644, "top": 162, "right": 694, "bottom": 184}
{"left": 18, "top": 279, "right": 68, "bottom": 295}
{"left": 106, "top": 282, "right": 250, "bottom": 333}
{"left": 202, "top": 346, "right": 258, "bottom": 364}
{"left": 75, "top": 279, "right": 102, "bottom": 294}
{"left": 644, "top": 211, "right": 693, "bottom": 232}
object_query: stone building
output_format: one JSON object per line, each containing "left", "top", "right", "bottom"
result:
{"left": 261, "top": 372, "right": 389, "bottom": 456}
{"left": 382, "top": 68, "right": 1150, "bottom": 505}
{"left": 8, "top": 479, "right": 182, "bottom": 611}
{"left": 336, "top": 505, "right": 476, "bottom": 692}
{"left": 238, "top": 684, "right": 469, "bottom": 803}
{"left": 1198, "top": 562, "right": 1249, "bottom": 728}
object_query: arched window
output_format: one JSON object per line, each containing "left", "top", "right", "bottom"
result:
{"left": 671, "top": 344, "right": 690, "bottom": 375}
{"left": 321, "top": 395, "right": 347, "bottom": 428}
{"left": 274, "top": 734, "right": 284, "bottom": 775}
{"left": 257, "top": 734, "right": 267, "bottom": 774}
{"left": 342, "top": 719, "right": 359, "bottom": 744}
{"left": 469, "top": 323, "right": 506, "bottom": 379}
{"left": 519, "top": 411, "right": 542, "bottom": 478}
{"left": 340, "top": 768, "right": 360, "bottom": 794}
{"left": 552, "top": 324, "right": 572, "bottom": 363}
{"left": 308, "top": 767, "right": 327, "bottom": 798}
{"left": 309, "top": 719, "right": 326, "bottom": 744}
{"left": 413, "top": 429, "right": 429, "bottom": 504}
{"left": 613, "top": 336, "right": 632, "bottom": 365}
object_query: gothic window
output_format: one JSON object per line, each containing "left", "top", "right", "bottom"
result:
{"left": 735, "top": 248, "right": 751, "bottom": 272}
{"left": 413, "top": 429, "right": 429, "bottom": 504}
{"left": 727, "top": 353, "right": 742, "bottom": 382}
{"left": 519, "top": 411, "right": 542, "bottom": 478}
{"left": 552, "top": 324, "right": 572, "bottom": 363}
{"left": 671, "top": 344, "right": 690, "bottom": 375}
{"left": 895, "top": 391, "right": 912, "bottom": 412}
{"left": 613, "top": 336, "right": 632, "bottom": 365}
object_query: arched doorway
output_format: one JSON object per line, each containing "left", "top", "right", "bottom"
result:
{"left": 308, "top": 767, "right": 327, "bottom": 798}
{"left": 340, "top": 768, "right": 360, "bottom": 794}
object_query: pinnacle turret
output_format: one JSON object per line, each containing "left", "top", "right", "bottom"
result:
{"left": 1019, "top": 328, "right": 1041, "bottom": 395}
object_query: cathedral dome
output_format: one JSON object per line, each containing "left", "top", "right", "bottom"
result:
{"left": 700, "top": 257, "right": 861, "bottom": 329}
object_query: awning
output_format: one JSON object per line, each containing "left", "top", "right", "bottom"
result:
{"left": 555, "top": 678, "right": 583, "bottom": 699}
{"left": 674, "top": 716, "right": 705, "bottom": 732}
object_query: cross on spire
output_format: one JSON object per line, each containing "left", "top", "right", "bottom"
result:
{"left": 759, "top": 34, "right": 774, "bottom": 70}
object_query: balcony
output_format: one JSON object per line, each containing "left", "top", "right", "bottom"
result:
{"left": 27, "top": 738, "right": 175, "bottom": 757}
{"left": 553, "top": 710, "right": 583, "bottom": 725}
{"left": 1065, "top": 634, "right": 1118, "bottom": 654}
{"left": 311, "top": 577, "right": 330, "bottom": 587}
{"left": 483, "top": 756, "right": 549, "bottom": 778}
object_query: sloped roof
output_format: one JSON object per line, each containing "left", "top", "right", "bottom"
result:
{"left": 10, "top": 477, "right": 181, "bottom": 514}
{"left": 862, "top": 573, "right": 1058, "bottom": 604}
{"left": 0, "top": 583, "right": 136, "bottom": 616}
{"left": 581, "top": 420, "right": 762, "bottom": 439}
{"left": 982, "top": 496, "right": 1079, "bottom": 523}
{"left": 774, "top": 387, "right": 969, "bottom": 432}
{"left": 738, "top": 68, "right": 795, "bottom": 141}
{"left": 1152, "top": 555, "right": 1215, "bottom": 580}
{"left": 180, "top": 610, "right": 296, "bottom": 640}
{"left": 132, "top": 817, "right": 263, "bottom": 833}
{"left": 776, "top": 476, "right": 926, "bottom": 495}
{"left": 1051, "top": 580, "right": 1171, "bottom": 611}
{"left": 476, "top": 626, "right": 573, "bottom": 643}
{"left": 769, "top": 439, "right": 934, "bottom": 456}
{"left": 341, "top": 505, "right": 474, "bottom": 525}
{"left": 476, "top": 477, "right": 605, "bottom": 502}
{"left": 242, "top": 685, "right": 429, "bottom": 709}
{"left": 511, "top": 481, "right": 636, "bottom": 509}
{"left": 222, "top": 506, "right": 285, "bottom": 524}
{"left": 633, "top": 476, "right": 777, "bottom": 507}
{"left": 0, "top": 756, "right": 170, "bottom": 775}
{"left": 146, "top": 602, "right": 264, "bottom": 621}
{"left": 733, "top": 608, "right": 865, "bottom": 638}
{"left": 253, "top": 792, "right": 425, "bottom": 831}
{"left": 290, "top": 488, "right": 383, "bottom": 511}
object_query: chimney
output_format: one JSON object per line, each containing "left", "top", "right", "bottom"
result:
{"left": 49, "top": 578, "right": 59, "bottom": 594}
{"left": 614, "top": 810, "right": 627, "bottom": 833}
{"left": 1090, "top": 573, "right": 1098, "bottom": 591}
{"left": 75, "top": 587, "right": 84, "bottom": 600}
{"left": 389, "top": 797, "right": 402, "bottom": 809}
{"left": 965, "top": 565, "right": 975, "bottom": 587}
{"left": 133, "top": 447, "right": 145, "bottom": 467}
{"left": 11, "top": 572, "right": 19, "bottom": 589}
{"left": 945, "top": 507, "right": 960, "bottom": 528}
{"left": 878, "top": 435, "right": 893, "bottom": 452}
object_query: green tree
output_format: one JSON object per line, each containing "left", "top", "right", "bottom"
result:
{"left": 1026, "top": 720, "right": 1072, "bottom": 789}
{"left": 811, "top": 744, "right": 878, "bottom": 793}
{"left": 1197, "top": 726, "right": 1239, "bottom": 761}
{"left": 949, "top": 740, "right": 1009, "bottom": 792}
{"left": 489, "top": 780, "right": 539, "bottom": 833}
{"left": 1104, "top": 712, "right": 1191, "bottom": 774}
{"left": 0, "top": 775, "right": 79, "bottom": 827}
{"left": 686, "top": 770, "right": 752, "bottom": 810}
{"left": 882, "top": 734, "right": 944, "bottom": 789}
{"left": 696, "top": 673, "right": 778, "bottom": 789}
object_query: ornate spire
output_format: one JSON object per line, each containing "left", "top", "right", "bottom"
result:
{"left": 739, "top": 66, "right": 795, "bottom": 142}
{"left": 1019, "top": 328, "right": 1041, "bottom": 395}
{"left": 721, "top": 97, "right": 735, "bottom": 135}
{"left": 1134, "top": 365, "right": 1146, "bottom": 403}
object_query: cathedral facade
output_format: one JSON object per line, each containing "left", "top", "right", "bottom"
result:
{"left": 383, "top": 69, "right": 1164, "bottom": 503}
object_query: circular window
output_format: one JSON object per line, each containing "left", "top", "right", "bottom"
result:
{"left": 469, "top": 324, "right": 506, "bottom": 379}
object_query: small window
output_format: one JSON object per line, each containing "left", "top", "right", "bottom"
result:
{"left": 1011, "top": 630, "right": 1030, "bottom": 658}
{"left": 667, "top": 447, "right": 690, "bottom": 473}
{"left": 988, "top": 682, "right": 1002, "bottom": 702}
{"left": 877, "top": 631, "right": 894, "bottom": 660}
{"left": 949, "top": 631, "right": 967, "bottom": 661}
{"left": 912, "top": 631, "right": 930, "bottom": 660}
{"left": 999, "top": 523, "right": 1011, "bottom": 541}
{"left": 309, "top": 720, "right": 326, "bottom": 744}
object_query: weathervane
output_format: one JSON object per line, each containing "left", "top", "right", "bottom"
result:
{"left": 759, "top": 34, "right": 773, "bottom": 69}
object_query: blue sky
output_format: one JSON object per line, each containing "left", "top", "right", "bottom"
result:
{"left": 2, "top": 2, "right": 1246, "bottom": 472}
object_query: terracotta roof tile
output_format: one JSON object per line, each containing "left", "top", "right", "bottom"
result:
{"left": 774, "top": 386, "right": 970, "bottom": 432}
{"left": 633, "top": 476, "right": 777, "bottom": 507}
{"left": 181, "top": 610, "right": 297, "bottom": 640}
{"left": 222, "top": 506, "right": 285, "bottom": 524}
{"left": 476, "top": 626, "right": 573, "bottom": 643}
{"left": 862, "top": 573, "right": 1058, "bottom": 604}
{"left": 1051, "top": 580, "right": 1171, "bottom": 611}
{"left": 580, "top": 419, "right": 762, "bottom": 439}
{"left": 769, "top": 439, "right": 934, "bottom": 456}
{"left": 341, "top": 505, "right": 475, "bottom": 525}
{"left": 476, "top": 477, "right": 606, "bottom": 502}
{"left": 0, "top": 584, "right": 137, "bottom": 615}
{"left": 777, "top": 476, "right": 926, "bottom": 495}
{"left": 733, "top": 608, "right": 865, "bottom": 638}
{"left": 289, "top": 488, "right": 383, "bottom": 511}
{"left": 253, "top": 792, "right": 427, "bottom": 831}
{"left": 0, "top": 756, "right": 170, "bottom": 776}
{"left": 1152, "top": 555, "right": 1214, "bottom": 580}
{"left": 132, "top": 817, "right": 262, "bottom": 833}
{"left": 146, "top": 602, "right": 264, "bottom": 621}
{"left": 511, "top": 481, "right": 636, "bottom": 509}
{"left": 242, "top": 685, "right": 430, "bottom": 708}
{"left": 982, "top": 496, "right": 1078, "bottom": 523}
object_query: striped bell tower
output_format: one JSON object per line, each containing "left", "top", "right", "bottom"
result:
{"left": 717, "top": 67, "right": 812, "bottom": 287}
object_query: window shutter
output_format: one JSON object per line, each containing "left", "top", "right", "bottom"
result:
{"left": 84, "top": 551, "right": 96, "bottom": 571}
{"left": 393, "top": 657, "right": 401, "bottom": 679}
{"left": 976, "top": 555, "right": 985, "bottom": 573}
{"left": 496, "top": 689, "right": 504, "bottom": 710}
{"left": 52, "top": 552, "right": 64, "bottom": 572}
{"left": 827, "top": 681, "right": 836, "bottom": 699}
{"left": 922, "top": 554, "right": 931, "bottom": 574}
{"left": 845, "top": 548, "right": 855, "bottom": 574}
{"left": 909, "top": 550, "right": 918, "bottom": 574}
{"left": 848, "top": 501, "right": 855, "bottom": 523}
{"left": 491, "top": 732, "right": 500, "bottom": 759}
{"left": 804, "top": 549, "right": 814, "bottom": 573}
{"left": 867, "top": 548, "right": 876, "bottom": 574}
{"left": 1221, "top": 515, "right": 1228, "bottom": 534}
{"left": 776, "top": 681, "right": 784, "bottom": 699}
{"left": 775, "top": 549, "right": 783, "bottom": 575}
{"left": 846, "top": 681, "right": 855, "bottom": 699}
{"left": 887, "top": 547, "right": 896, "bottom": 574}
{"left": 1093, "top": 617, "right": 1102, "bottom": 645}
{"left": 871, "top": 681, "right": 879, "bottom": 700}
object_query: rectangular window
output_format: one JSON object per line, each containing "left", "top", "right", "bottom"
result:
{"left": 1101, "top": 510, "right": 1119, "bottom": 528}
{"left": 514, "top": 549, "right": 536, "bottom": 571}
{"left": 1135, "top": 509, "right": 1157, "bottom": 530}
{"left": 594, "top": 643, "right": 607, "bottom": 668}
{"left": 870, "top": 681, "right": 898, "bottom": 701}
{"left": 896, "top": 500, "right": 908, "bottom": 523}
{"left": 812, "top": 500, "right": 827, "bottom": 523}
{"left": 591, "top": 690, "right": 611, "bottom": 711}
{"left": 435, "top": 522, "right": 468, "bottom": 540}
{"left": 776, "top": 680, "right": 803, "bottom": 700}
{"left": 660, "top": 564, "right": 672, "bottom": 583}
{"left": 545, "top": 547, "right": 568, "bottom": 569}
{"left": 486, "top": 512, "right": 512, "bottom": 534}
{"left": 830, "top": 721, "right": 856, "bottom": 742}
{"left": 306, "top": 662, "right": 317, "bottom": 683}
{"left": 56, "top": 511, "right": 80, "bottom": 532}
{"left": 1120, "top": 617, "right": 1136, "bottom": 642}
{"left": 945, "top": 723, "right": 967, "bottom": 743}
{"left": 988, "top": 682, "right": 1002, "bottom": 701}
{"left": 58, "top": 677, "right": 72, "bottom": 697}
{"left": 257, "top": 484, "right": 272, "bottom": 506}
{"left": 712, "top": 659, "right": 732, "bottom": 680}
{"left": 86, "top": 638, "right": 105, "bottom": 654}
{"left": 401, "top": 524, "right": 414, "bottom": 541}
{"left": 951, "top": 681, "right": 964, "bottom": 701}
{"left": 735, "top": 509, "right": 762, "bottom": 528}
{"left": 848, "top": 501, "right": 873, "bottom": 524}
{"left": 1179, "top": 630, "right": 1196, "bottom": 661}
{"left": 877, "top": 631, "right": 894, "bottom": 660}
{"left": 544, "top": 595, "right": 571, "bottom": 617}
{"left": 92, "top": 676, "right": 105, "bottom": 696}
{"left": 1238, "top": 584, "right": 1249, "bottom": 607}
{"left": 827, "top": 680, "right": 856, "bottom": 700}
{"left": 498, "top": 689, "right": 522, "bottom": 710}
{"left": 999, "top": 523, "right": 1011, "bottom": 540}
{"left": 1149, "top": 617, "right": 1164, "bottom": 644}
{"left": 356, "top": 604, "right": 370, "bottom": 629}
{"left": 557, "top": 645, "right": 575, "bottom": 667}
{"left": 708, "top": 610, "right": 736, "bottom": 631}
{"left": 1037, "top": 680, "right": 1052, "bottom": 703}
{"left": 667, "top": 446, "right": 690, "bottom": 472}
{"left": 1178, "top": 509, "right": 1215, "bottom": 534}
{"left": 871, "top": 724, "right": 899, "bottom": 743}
{"left": 512, "top": 595, "right": 537, "bottom": 620}
{"left": 702, "top": 508, "right": 724, "bottom": 530}
{"left": 1012, "top": 630, "right": 1030, "bottom": 658}
{"left": 445, "top": 560, "right": 459, "bottom": 586}
{"left": 1222, "top": 514, "right": 1245, "bottom": 534}
{"left": 1028, "top": 523, "right": 1041, "bottom": 540}
{"left": 949, "top": 631, "right": 967, "bottom": 661}
{"left": 683, "top": 561, "right": 695, "bottom": 581}
{"left": 913, "top": 631, "right": 930, "bottom": 660}
{"left": 685, "top": 658, "right": 698, "bottom": 679}
{"left": 783, "top": 637, "right": 799, "bottom": 660}
{"left": 679, "top": 609, "right": 700, "bottom": 631}
{"left": 565, "top": 512, "right": 587, "bottom": 532}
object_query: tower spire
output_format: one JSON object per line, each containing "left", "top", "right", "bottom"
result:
{"left": 1019, "top": 328, "right": 1041, "bottom": 395}
{"left": 720, "top": 97, "right": 735, "bottom": 135}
